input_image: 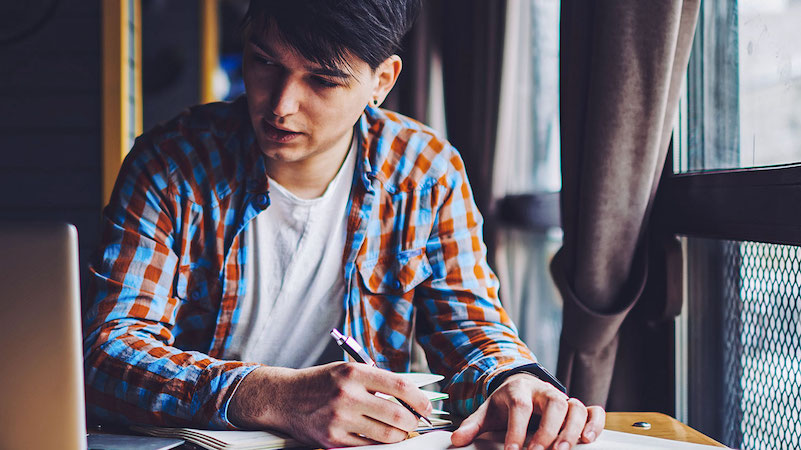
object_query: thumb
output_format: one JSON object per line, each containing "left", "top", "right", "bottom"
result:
{"left": 451, "top": 402, "right": 489, "bottom": 447}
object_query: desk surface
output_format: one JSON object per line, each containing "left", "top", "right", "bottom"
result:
{"left": 605, "top": 412, "right": 725, "bottom": 447}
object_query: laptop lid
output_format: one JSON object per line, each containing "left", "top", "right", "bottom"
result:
{"left": 0, "top": 222, "right": 86, "bottom": 450}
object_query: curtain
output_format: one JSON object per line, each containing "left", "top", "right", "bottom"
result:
{"left": 384, "top": 0, "right": 446, "bottom": 134}
{"left": 492, "top": 0, "right": 563, "bottom": 370}
{"left": 439, "top": 0, "right": 507, "bottom": 238}
{"left": 554, "top": 0, "right": 700, "bottom": 407}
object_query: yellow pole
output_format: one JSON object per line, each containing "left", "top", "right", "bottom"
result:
{"left": 101, "top": 0, "right": 141, "bottom": 205}
{"left": 200, "top": 0, "right": 220, "bottom": 103}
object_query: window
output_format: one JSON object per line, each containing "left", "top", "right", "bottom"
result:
{"left": 666, "top": 1, "right": 801, "bottom": 448}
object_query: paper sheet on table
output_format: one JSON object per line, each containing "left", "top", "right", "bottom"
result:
{"left": 398, "top": 372, "right": 444, "bottom": 388}
{"left": 334, "top": 429, "right": 728, "bottom": 449}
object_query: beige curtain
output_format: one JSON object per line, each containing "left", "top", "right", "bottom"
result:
{"left": 554, "top": 0, "right": 700, "bottom": 406}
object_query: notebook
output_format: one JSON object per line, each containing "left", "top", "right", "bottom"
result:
{"left": 133, "top": 373, "right": 452, "bottom": 449}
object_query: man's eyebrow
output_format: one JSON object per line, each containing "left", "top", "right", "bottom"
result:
{"left": 248, "top": 37, "right": 275, "bottom": 57}
{"left": 248, "top": 37, "right": 353, "bottom": 80}
{"left": 309, "top": 66, "right": 352, "bottom": 80}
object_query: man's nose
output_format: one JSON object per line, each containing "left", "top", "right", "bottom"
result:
{"left": 271, "top": 75, "right": 301, "bottom": 118}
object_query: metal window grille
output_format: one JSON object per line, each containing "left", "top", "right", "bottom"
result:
{"left": 693, "top": 240, "right": 801, "bottom": 449}
{"left": 735, "top": 242, "right": 801, "bottom": 449}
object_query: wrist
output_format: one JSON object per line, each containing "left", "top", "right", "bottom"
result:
{"left": 228, "top": 366, "right": 296, "bottom": 430}
{"left": 487, "top": 362, "right": 567, "bottom": 396}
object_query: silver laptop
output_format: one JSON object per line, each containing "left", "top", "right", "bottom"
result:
{"left": 0, "top": 223, "right": 185, "bottom": 450}
{"left": 0, "top": 223, "right": 87, "bottom": 449}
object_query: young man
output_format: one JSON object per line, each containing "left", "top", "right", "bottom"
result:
{"left": 84, "top": 1, "right": 604, "bottom": 448}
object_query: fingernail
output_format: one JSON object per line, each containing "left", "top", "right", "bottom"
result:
{"left": 530, "top": 445, "right": 544, "bottom": 450}
{"left": 505, "top": 445, "right": 519, "bottom": 450}
{"left": 557, "top": 442, "right": 570, "bottom": 450}
{"left": 584, "top": 430, "right": 596, "bottom": 441}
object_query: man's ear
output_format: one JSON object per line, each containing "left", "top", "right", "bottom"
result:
{"left": 371, "top": 55, "right": 402, "bottom": 107}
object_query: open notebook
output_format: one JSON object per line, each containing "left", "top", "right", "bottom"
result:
{"left": 133, "top": 373, "right": 451, "bottom": 450}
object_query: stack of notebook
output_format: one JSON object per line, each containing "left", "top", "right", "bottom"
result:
{"left": 131, "top": 427, "right": 296, "bottom": 450}
{"left": 133, "top": 373, "right": 451, "bottom": 450}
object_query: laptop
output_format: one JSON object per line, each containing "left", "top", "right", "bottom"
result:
{"left": 0, "top": 222, "right": 87, "bottom": 449}
{"left": 0, "top": 223, "right": 182, "bottom": 450}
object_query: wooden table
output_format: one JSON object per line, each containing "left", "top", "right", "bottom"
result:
{"left": 605, "top": 412, "right": 725, "bottom": 447}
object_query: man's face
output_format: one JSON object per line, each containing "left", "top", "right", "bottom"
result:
{"left": 243, "top": 24, "right": 379, "bottom": 164}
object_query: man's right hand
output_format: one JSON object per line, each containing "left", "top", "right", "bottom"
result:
{"left": 228, "top": 362, "right": 433, "bottom": 448}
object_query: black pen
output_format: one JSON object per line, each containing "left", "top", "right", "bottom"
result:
{"left": 329, "top": 328, "right": 433, "bottom": 427}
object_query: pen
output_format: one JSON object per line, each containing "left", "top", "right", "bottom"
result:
{"left": 329, "top": 328, "right": 433, "bottom": 427}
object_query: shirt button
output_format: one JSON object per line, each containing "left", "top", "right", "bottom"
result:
{"left": 254, "top": 193, "right": 270, "bottom": 209}
{"left": 392, "top": 280, "right": 402, "bottom": 291}
{"left": 191, "top": 291, "right": 201, "bottom": 300}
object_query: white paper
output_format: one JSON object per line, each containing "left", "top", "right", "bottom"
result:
{"left": 398, "top": 372, "right": 445, "bottom": 388}
{"left": 579, "top": 430, "right": 728, "bottom": 449}
{"left": 334, "top": 429, "right": 728, "bottom": 450}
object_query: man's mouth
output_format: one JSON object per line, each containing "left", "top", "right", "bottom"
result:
{"left": 262, "top": 120, "right": 302, "bottom": 143}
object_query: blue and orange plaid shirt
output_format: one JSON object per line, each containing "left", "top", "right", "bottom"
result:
{"left": 84, "top": 96, "right": 536, "bottom": 429}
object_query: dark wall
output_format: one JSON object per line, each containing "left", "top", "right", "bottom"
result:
{"left": 142, "top": 0, "right": 200, "bottom": 132}
{"left": 0, "top": 0, "right": 103, "bottom": 304}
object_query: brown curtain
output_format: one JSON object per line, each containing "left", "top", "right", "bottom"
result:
{"left": 553, "top": 0, "right": 700, "bottom": 407}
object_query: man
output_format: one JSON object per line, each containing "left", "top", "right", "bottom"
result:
{"left": 84, "top": 1, "right": 605, "bottom": 449}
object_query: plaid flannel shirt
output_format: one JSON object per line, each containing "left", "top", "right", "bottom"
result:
{"left": 84, "top": 96, "right": 536, "bottom": 429}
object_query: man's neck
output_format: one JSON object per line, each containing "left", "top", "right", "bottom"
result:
{"left": 265, "top": 129, "right": 354, "bottom": 199}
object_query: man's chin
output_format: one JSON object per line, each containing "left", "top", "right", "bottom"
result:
{"left": 257, "top": 142, "right": 308, "bottom": 164}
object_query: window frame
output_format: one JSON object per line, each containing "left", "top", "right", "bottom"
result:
{"left": 655, "top": 0, "right": 801, "bottom": 446}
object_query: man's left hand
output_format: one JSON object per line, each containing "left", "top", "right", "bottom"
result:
{"left": 450, "top": 373, "right": 605, "bottom": 450}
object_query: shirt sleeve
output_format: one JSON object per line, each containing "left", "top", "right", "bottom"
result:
{"left": 415, "top": 148, "right": 537, "bottom": 416}
{"left": 83, "top": 136, "right": 259, "bottom": 429}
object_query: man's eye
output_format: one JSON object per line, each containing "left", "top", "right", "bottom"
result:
{"left": 252, "top": 54, "right": 275, "bottom": 66}
{"left": 313, "top": 77, "right": 340, "bottom": 88}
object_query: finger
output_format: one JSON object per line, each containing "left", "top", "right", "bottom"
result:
{"left": 345, "top": 433, "right": 380, "bottom": 447}
{"left": 503, "top": 392, "right": 534, "bottom": 450}
{"left": 359, "top": 367, "right": 432, "bottom": 416}
{"left": 527, "top": 389, "right": 569, "bottom": 450}
{"left": 320, "top": 431, "right": 376, "bottom": 448}
{"left": 451, "top": 401, "right": 489, "bottom": 447}
{"left": 552, "top": 398, "right": 588, "bottom": 449}
{"left": 580, "top": 406, "right": 606, "bottom": 443}
{"left": 361, "top": 391, "right": 420, "bottom": 433}
{"left": 353, "top": 413, "right": 414, "bottom": 444}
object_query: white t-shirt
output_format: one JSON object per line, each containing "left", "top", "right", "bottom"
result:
{"left": 223, "top": 138, "right": 356, "bottom": 368}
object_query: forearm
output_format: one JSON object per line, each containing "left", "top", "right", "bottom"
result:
{"left": 84, "top": 320, "right": 260, "bottom": 429}
{"left": 227, "top": 366, "right": 295, "bottom": 430}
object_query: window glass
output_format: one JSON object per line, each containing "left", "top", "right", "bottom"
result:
{"left": 675, "top": 0, "right": 801, "bottom": 173}
{"left": 739, "top": 0, "right": 801, "bottom": 168}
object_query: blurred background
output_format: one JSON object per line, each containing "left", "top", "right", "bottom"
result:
{"left": 1, "top": 2, "right": 801, "bottom": 448}
{"left": 0, "top": 0, "right": 567, "bottom": 371}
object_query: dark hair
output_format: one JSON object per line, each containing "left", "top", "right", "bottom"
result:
{"left": 242, "top": 0, "right": 421, "bottom": 72}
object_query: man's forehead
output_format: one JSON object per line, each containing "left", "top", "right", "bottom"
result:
{"left": 248, "top": 19, "right": 365, "bottom": 77}
{"left": 248, "top": 36, "right": 356, "bottom": 80}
